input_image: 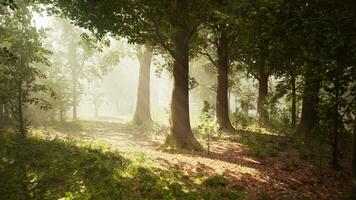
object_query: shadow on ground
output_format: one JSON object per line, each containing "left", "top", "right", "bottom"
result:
{"left": 0, "top": 132, "right": 249, "bottom": 200}
{"left": 28, "top": 121, "right": 350, "bottom": 200}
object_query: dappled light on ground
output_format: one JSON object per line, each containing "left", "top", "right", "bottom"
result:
{"left": 29, "top": 121, "right": 350, "bottom": 200}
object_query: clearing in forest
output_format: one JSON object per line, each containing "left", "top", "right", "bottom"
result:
{"left": 24, "top": 120, "right": 350, "bottom": 200}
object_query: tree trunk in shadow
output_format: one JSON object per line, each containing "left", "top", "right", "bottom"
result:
{"left": 164, "top": 15, "right": 201, "bottom": 150}
{"left": 132, "top": 44, "right": 153, "bottom": 126}
{"left": 257, "top": 66, "right": 269, "bottom": 126}
{"left": 351, "top": 119, "right": 356, "bottom": 199}
{"left": 296, "top": 74, "right": 320, "bottom": 139}
{"left": 332, "top": 79, "right": 340, "bottom": 169}
{"left": 291, "top": 75, "right": 297, "bottom": 129}
{"left": 5, "top": 104, "right": 10, "bottom": 120}
{"left": 17, "top": 82, "right": 26, "bottom": 136}
{"left": 215, "top": 29, "right": 235, "bottom": 132}
{"left": 350, "top": 2, "right": 356, "bottom": 199}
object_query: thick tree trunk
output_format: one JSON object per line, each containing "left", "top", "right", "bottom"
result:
{"left": 165, "top": 25, "right": 201, "bottom": 150}
{"left": 257, "top": 66, "right": 269, "bottom": 126}
{"left": 296, "top": 75, "right": 320, "bottom": 139}
{"left": 216, "top": 30, "right": 235, "bottom": 132}
{"left": 291, "top": 76, "right": 297, "bottom": 129}
{"left": 131, "top": 44, "right": 153, "bottom": 126}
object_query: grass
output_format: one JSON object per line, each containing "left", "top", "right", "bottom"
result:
{"left": 2, "top": 121, "right": 348, "bottom": 200}
{"left": 0, "top": 130, "right": 245, "bottom": 200}
{"left": 237, "top": 127, "right": 288, "bottom": 159}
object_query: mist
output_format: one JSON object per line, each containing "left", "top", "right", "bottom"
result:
{"left": 1, "top": 1, "right": 354, "bottom": 199}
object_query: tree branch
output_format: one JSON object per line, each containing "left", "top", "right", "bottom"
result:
{"left": 341, "top": 96, "right": 356, "bottom": 120}
{"left": 152, "top": 20, "right": 176, "bottom": 59}
{"left": 199, "top": 49, "right": 218, "bottom": 67}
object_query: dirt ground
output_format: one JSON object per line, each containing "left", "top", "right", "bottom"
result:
{"left": 39, "top": 120, "right": 351, "bottom": 200}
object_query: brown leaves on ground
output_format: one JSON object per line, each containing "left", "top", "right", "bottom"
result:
{"left": 145, "top": 137, "right": 349, "bottom": 200}
{"left": 42, "top": 122, "right": 351, "bottom": 200}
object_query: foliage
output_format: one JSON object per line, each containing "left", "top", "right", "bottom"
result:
{"left": 0, "top": 131, "right": 247, "bottom": 200}
{"left": 197, "top": 101, "right": 216, "bottom": 153}
{"left": 0, "top": 0, "right": 355, "bottom": 198}
{"left": 202, "top": 175, "right": 245, "bottom": 200}
{"left": 231, "top": 79, "right": 256, "bottom": 129}
{"left": 239, "top": 129, "right": 287, "bottom": 158}
{"left": 0, "top": 1, "right": 51, "bottom": 134}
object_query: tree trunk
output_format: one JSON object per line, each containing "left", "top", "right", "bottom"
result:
{"left": 216, "top": 30, "right": 235, "bottom": 132}
{"left": 296, "top": 75, "right": 320, "bottom": 139}
{"left": 291, "top": 75, "right": 297, "bottom": 129}
{"left": 72, "top": 80, "right": 78, "bottom": 121}
{"left": 0, "top": 104, "right": 3, "bottom": 119}
{"left": 59, "top": 109, "right": 64, "bottom": 123}
{"left": 351, "top": 119, "right": 356, "bottom": 199}
{"left": 131, "top": 44, "right": 153, "bottom": 126}
{"left": 165, "top": 22, "right": 201, "bottom": 150}
{"left": 94, "top": 105, "right": 98, "bottom": 118}
{"left": 5, "top": 104, "right": 10, "bottom": 119}
{"left": 350, "top": 2, "right": 356, "bottom": 199}
{"left": 17, "top": 83, "right": 26, "bottom": 136}
{"left": 257, "top": 66, "right": 269, "bottom": 126}
{"left": 51, "top": 110, "right": 55, "bottom": 122}
{"left": 1, "top": 104, "right": 5, "bottom": 120}
{"left": 332, "top": 79, "right": 340, "bottom": 169}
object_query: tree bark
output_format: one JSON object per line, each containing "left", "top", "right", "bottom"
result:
{"left": 4, "top": 104, "right": 10, "bottom": 119}
{"left": 165, "top": 21, "right": 201, "bottom": 150}
{"left": 59, "top": 108, "right": 64, "bottom": 123}
{"left": 216, "top": 30, "right": 235, "bottom": 132}
{"left": 332, "top": 79, "right": 340, "bottom": 169}
{"left": 291, "top": 75, "right": 297, "bottom": 129}
{"left": 350, "top": 2, "right": 356, "bottom": 199}
{"left": 257, "top": 66, "right": 269, "bottom": 126}
{"left": 72, "top": 79, "right": 78, "bottom": 121}
{"left": 17, "top": 82, "right": 26, "bottom": 136}
{"left": 0, "top": 104, "right": 3, "bottom": 119}
{"left": 131, "top": 44, "right": 153, "bottom": 126}
{"left": 351, "top": 119, "right": 356, "bottom": 200}
{"left": 296, "top": 75, "right": 320, "bottom": 139}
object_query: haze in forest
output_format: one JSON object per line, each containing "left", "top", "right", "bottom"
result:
{"left": 0, "top": 1, "right": 355, "bottom": 200}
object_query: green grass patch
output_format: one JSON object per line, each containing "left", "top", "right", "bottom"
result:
{"left": 0, "top": 131, "right": 245, "bottom": 200}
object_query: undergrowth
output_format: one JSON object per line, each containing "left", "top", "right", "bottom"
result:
{"left": 0, "top": 130, "right": 245, "bottom": 200}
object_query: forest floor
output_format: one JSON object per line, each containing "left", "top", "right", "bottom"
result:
{"left": 31, "top": 120, "right": 351, "bottom": 200}
{"left": 2, "top": 120, "right": 351, "bottom": 200}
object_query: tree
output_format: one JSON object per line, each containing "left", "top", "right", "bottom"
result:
{"left": 61, "top": 21, "right": 94, "bottom": 120}
{"left": 44, "top": 0, "right": 212, "bottom": 150}
{"left": 88, "top": 81, "right": 105, "bottom": 118}
{"left": 235, "top": 0, "right": 285, "bottom": 127}
{"left": 350, "top": 1, "right": 356, "bottom": 198}
{"left": 46, "top": 18, "right": 112, "bottom": 121}
{"left": 199, "top": 0, "right": 240, "bottom": 132}
{"left": 288, "top": 0, "right": 356, "bottom": 142}
{"left": 131, "top": 44, "right": 153, "bottom": 126}
{"left": 0, "top": 1, "right": 50, "bottom": 135}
